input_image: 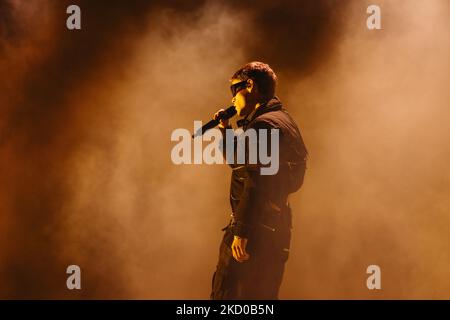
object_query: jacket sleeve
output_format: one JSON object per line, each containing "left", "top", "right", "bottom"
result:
{"left": 232, "top": 120, "right": 276, "bottom": 238}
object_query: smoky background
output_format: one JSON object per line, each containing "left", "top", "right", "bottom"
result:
{"left": 0, "top": 0, "right": 449, "bottom": 298}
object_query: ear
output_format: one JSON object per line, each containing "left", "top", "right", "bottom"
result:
{"left": 246, "top": 79, "right": 255, "bottom": 93}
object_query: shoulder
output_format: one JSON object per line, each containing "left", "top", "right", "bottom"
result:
{"left": 249, "top": 110, "right": 286, "bottom": 131}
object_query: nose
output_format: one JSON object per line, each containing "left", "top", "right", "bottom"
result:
{"left": 231, "top": 97, "right": 236, "bottom": 104}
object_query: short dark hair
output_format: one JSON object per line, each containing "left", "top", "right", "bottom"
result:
{"left": 231, "top": 61, "right": 277, "bottom": 101}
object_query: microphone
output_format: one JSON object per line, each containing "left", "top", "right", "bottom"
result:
{"left": 192, "top": 105, "right": 237, "bottom": 138}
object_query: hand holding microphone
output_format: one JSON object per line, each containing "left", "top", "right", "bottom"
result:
{"left": 192, "top": 105, "right": 236, "bottom": 138}
{"left": 214, "top": 109, "right": 230, "bottom": 129}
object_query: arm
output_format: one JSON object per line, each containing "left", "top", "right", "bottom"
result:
{"left": 231, "top": 120, "right": 276, "bottom": 262}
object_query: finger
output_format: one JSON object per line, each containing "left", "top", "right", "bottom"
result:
{"left": 243, "top": 245, "right": 250, "bottom": 257}
{"left": 238, "top": 253, "right": 248, "bottom": 262}
{"left": 241, "top": 239, "right": 248, "bottom": 251}
{"left": 236, "top": 245, "right": 244, "bottom": 260}
{"left": 231, "top": 245, "right": 239, "bottom": 261}
{"left": 240, "top": 245, "right": 249, "bottom": 260}
{"left": 233, "top": 244, "right": 242, "bottom": 259}
{"left": 216, "top": 110, "right": 225, "bottom": 119}
{"left": 241, "top": 240, "right": 250, "bottom": 261}
{"left": 232, "top": 248, "right": 243, "bottom": 262}
{"left": 232, "top": 249, "right": 238, "bottom": 261}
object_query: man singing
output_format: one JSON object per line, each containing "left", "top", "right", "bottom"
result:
{"left": 210, "top": 61, "right": 308, "bottom": 299}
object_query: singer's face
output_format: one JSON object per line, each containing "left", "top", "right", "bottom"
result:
{"left": 230, "top": 78, "right": 256, "bottom": 117}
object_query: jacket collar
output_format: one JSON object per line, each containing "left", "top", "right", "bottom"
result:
{"left": 241, "top": 96, "right": 282, "bottom": 129}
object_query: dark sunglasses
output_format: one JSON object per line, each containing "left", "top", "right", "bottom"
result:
{"left": 230, "top": 80, "right": 248, "bottom": 97}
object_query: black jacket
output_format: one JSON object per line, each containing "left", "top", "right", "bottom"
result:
{"left": 220, "top": 97, "right": 308, "bottom": 239}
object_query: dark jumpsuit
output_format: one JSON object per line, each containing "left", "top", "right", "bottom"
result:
{"left": 211, "top": 97, "right": 308, "bottom": 300}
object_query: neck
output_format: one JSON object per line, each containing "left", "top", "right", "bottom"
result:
{"left": 244, "top": 99, "right": 265, "bottom": 115}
